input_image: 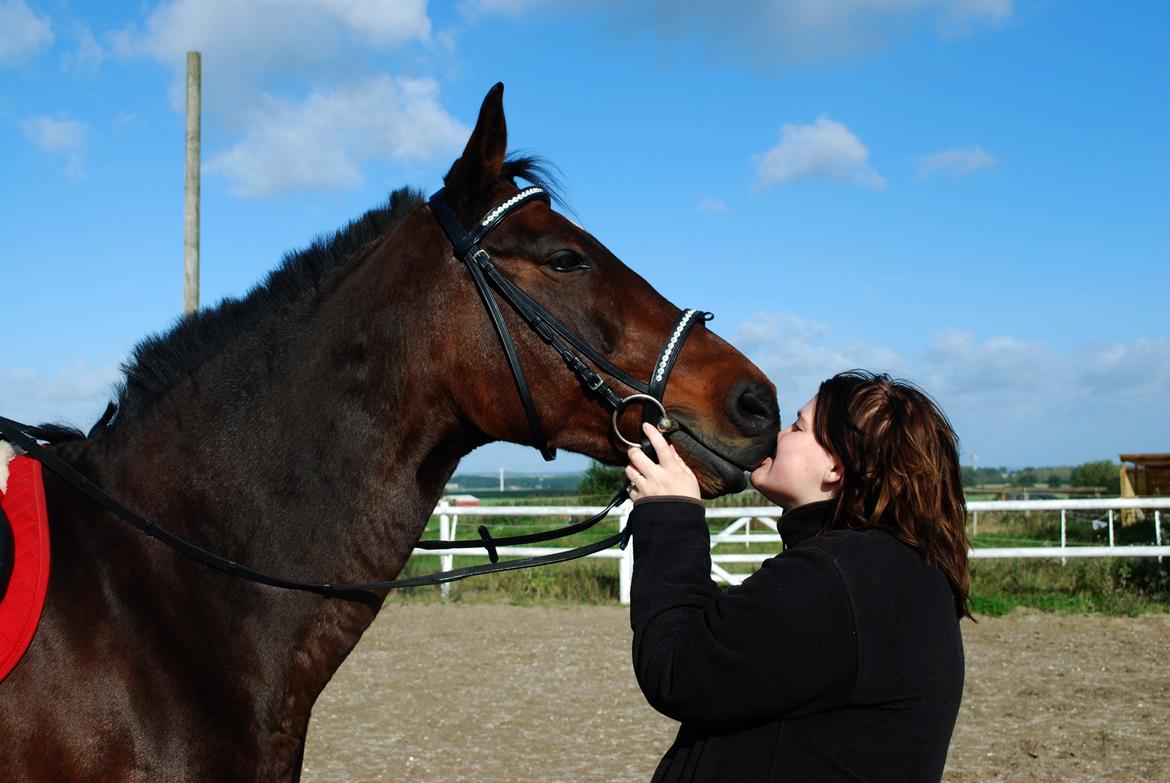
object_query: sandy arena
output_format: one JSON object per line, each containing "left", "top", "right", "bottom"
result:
{"left": 301, "top": 605, "right": 1170, "bottom": 783}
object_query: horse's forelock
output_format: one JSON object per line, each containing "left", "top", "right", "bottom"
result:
{"left": 501, "top": 155, "right": 566, "bottom": 209}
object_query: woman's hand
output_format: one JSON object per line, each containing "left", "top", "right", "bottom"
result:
{"left": 625, "top": 422, "right": 701, "bottom": 501}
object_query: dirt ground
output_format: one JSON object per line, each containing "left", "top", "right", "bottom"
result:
{"left": 301, "top": 605, "right": 1170, "bottom": 783}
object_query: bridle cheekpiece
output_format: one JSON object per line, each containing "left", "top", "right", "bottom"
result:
{"left": 427, "top": 185, "right": 711, "bottom": 461}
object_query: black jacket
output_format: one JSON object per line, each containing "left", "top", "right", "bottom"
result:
{"left": 629, "top": 498, "right": 964, "bottom": 783}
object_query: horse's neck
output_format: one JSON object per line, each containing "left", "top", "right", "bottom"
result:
{"left": 72, "top": 235, "right": 475, "bottom": 745}
{"left": 111, "top": 241, "right": 463, "bottom": 582}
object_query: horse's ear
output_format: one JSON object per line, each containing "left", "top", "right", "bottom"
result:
{"left": 445, "top": 82, "right": 507, "bottom": 200}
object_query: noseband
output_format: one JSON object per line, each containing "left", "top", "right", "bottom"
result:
{"left": 427, "top": 186, "right": 711, "bottom": 460}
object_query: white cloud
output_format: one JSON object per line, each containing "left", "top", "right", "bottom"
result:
{"left": 116, "top": 0, "right": 432, "bottom": 113}
{"left": 915, "top": 145, "right": 998, "bottom": 177}
{"left": 1072, "top": 338, "right": 1170, "bottom": 399}
{"left": 753, "top": 116, "right": 884, "bottom": 192}
{"left": 205, "top": 76, "right": 468, "bottom": 197}
{"left": 321, "top": 0, "right": 433, "bottom": 42}
{"left": 122, "top": 0, "right": 430, "bottom": 60}
{"left": 60, "top": 24, "right": 105, "bottom": 73}
{"left": 0, "top": 0, "right": 52, "bottom": 65}
{"left": 918, "top": 332, "right": 1170, "bottom": 403}
{"left": 20, "top": 115, "right": 84, "bottom": 152}
{"left": 466, "top": 1, "right": 1012, "bottom": 66}
{"left": 112, "top": 0, "right": 456, "bottom": 198}
{"left": 697, "top": 196, "right": 728, "bottom": 215}
{"left": 938, "top": 0, "right": 1011, "bottom": 37}
{"left": 729, "top": 313, "right": 1170, "bottom": 463}
{"left": 20, "top": 115, "right": 86, "bottom": 178}
{"left": 460, "top": 0, "right": 548, "bottom": 17}
{"left": 919, "top": 330, "right": 1062, "bottom": 402}
{"left": 0, "top": 362, "right": 122, "bottom": 432}
{"left": 730, "top": 312, "right": 903, "bottom": 412}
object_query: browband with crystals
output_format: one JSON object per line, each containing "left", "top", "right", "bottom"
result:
{"left": 427, "top": 185, "right": 711, "bottom": 462}
{"left": 451, "top": 186, "right": 550, "bottom": 260}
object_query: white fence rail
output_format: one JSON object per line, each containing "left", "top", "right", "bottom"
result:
{"left": 414, "top": 499, "right": 1170, "bottom": 604}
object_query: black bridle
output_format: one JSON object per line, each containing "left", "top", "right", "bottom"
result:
{"left": 0, "top": 185, "right": 712, "bottom": 596}
{"left": 427, "top": 185, "right": 710, "bottom": 459}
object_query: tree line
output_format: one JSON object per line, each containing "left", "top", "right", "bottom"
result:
{"left": 962, "top": 461, "right": 1121, "bottom": 493}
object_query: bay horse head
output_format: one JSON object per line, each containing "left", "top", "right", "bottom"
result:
{"left": 395, "top": 83, "right": 777, "bottom": 495}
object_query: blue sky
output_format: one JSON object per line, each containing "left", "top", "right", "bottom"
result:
{"left": 1, "top": 0, "right": 1167, "bottom": 474}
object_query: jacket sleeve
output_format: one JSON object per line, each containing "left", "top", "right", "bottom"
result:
{"left": 629, "top": 500, "right": 859, "bottom": 726}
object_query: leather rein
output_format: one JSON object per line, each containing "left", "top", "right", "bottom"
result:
{"left": 0, "top": 185, "right": 711, "bottom": 597}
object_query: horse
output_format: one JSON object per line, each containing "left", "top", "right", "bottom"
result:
{"left": 0, "top": 83, "right": 778, "bottom": 781}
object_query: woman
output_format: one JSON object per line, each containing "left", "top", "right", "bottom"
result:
{"left": 624, "top": 370, "right": 970, "bottom": 783}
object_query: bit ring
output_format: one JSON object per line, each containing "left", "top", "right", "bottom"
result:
{"left": 612, "top": 394, "right": 669, "bottom": 449}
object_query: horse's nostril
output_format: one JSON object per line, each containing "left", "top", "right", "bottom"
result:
{"left": 733, "top": 382, "right": 779, "bottom": 433}
{"left": 739, "top": 392, "right": 771, "bottom": 420}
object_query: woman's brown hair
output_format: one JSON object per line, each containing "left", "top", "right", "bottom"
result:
{"left": 813, "top": 370, "right": 972, "bottom": 619}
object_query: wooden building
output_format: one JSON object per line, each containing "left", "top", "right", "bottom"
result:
{"left": 1119, "top": 453, "right": 1170, "bottom": 497}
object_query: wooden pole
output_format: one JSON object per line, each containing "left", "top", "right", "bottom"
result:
{"left": 183, "top": 51, "right": 201, "bottom": 315}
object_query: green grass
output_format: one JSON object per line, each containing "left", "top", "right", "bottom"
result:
{"left": 385, "top": 557, "right": 621, "bottom": 605}
{"left": 969, "top": 558, "right": 1170, "bottom": 617}
{"left": 386, "top": 511, "right": 624, "bottom": 605}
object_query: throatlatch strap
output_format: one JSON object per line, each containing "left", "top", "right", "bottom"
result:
{"left": 430, "top": 188, "right": 557, "bottom": 460}
{"left": 466, "top": 248, "right": 556, "bottom": 460}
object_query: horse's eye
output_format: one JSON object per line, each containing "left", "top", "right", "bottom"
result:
{"left": 546, "top": 250, "right": 591, "bottom": 273}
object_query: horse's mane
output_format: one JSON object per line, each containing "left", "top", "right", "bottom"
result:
{"left": 102, "top": 186, "right": 425, "bottom": 437}
{"left": 84, "top": 156, "right": 560, "bottom": 441}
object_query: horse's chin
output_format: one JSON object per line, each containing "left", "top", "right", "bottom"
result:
{"left": 672, "top": 429, "right": 749, "bottom": 498}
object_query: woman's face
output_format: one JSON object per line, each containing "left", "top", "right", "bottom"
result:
{"left": 750, "top": 396, "right": 840, "bottom": 509}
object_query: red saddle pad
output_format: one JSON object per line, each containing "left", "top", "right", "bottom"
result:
{"left": 0, "top": 455, "right": 51, "bottom": 682}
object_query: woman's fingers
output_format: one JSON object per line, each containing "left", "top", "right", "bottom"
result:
{"left": 626, "top": 423, "right": 677, "bottom": 467}
{"left": 624, "top": 471, "right": 642, "bottom": 500}
{"left": 627, "top": 444, "right": 657, "bottom": 474}
{"left": 669, "top": 444, "right": 696, "bottom": 478}
{"left": 642, "top": 422, "right": 673, "bottom": 463}
{"left": 625, "top": 424, "right": 702, "bottom": 500}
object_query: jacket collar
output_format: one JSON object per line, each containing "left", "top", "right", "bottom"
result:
{"left": 779, "top": 499, "right": 835, "bottom": 548}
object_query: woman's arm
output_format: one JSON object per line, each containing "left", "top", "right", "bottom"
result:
{"left": 626, "top": 426, "right": 859, "bottom": 727}
{"left": 630, "top": 501, "right": 858, "bottom": 725}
